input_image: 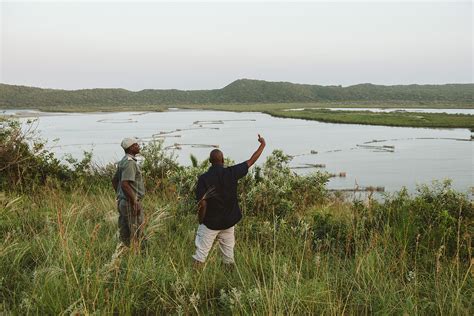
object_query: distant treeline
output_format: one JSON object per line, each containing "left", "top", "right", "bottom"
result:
{"left": 0, "top": 79, "right": 473, "bottom": 109}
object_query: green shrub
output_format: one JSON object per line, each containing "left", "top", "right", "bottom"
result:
{"left": 354, "top": 181, "right": 473, "bottom": 263}
{"left": 244, "top": 150, "right": 328, "bottom": 217}
{"left": 0, "top": 119, "right": 95, "bottom": 191}
{"left": 312, "top": 213, "right": 354, "bottom": 257}
{"left": 140, "top": 139, "right": 179, "bottom": 188}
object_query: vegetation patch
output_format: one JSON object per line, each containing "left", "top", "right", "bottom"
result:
{"left": 267, "top": 108, "right": 474, "bottom": 129}
{"left": 1, "top": 79, "right": 473, "bottom": 110}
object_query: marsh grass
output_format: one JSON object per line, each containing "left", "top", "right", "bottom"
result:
{"left": 267, "top": 108, "right": 474, "bottom": 129}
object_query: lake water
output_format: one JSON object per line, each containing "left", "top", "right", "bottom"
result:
{"left": 6, "top": 109, "right": 473, "bottom": 194}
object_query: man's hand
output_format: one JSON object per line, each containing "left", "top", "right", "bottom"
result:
{"left": 121, "top": 180, "right": 140, "bottom": 215}
{"left": 198, "top": 199, "right": 207, "bottom": 224}
{"left": 247, "top": 134, "right": 266, "bottom": 168}
{"left": 132, "top": 200, "right": 141, "bottom": 216}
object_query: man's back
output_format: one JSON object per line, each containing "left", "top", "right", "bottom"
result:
{"left": 196, "top": 162, "right": 248, "bottom": 230}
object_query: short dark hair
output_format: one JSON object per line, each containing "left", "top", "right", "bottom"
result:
{"left": 209, "top": 149, "right": 223, "bottom": 165}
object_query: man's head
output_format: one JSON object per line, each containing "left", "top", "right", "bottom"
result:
{"left": 121, "top": 137, "right": 140, "bottom": 155}
{"left": 209, "top": 149, "right": 224, "bottom": 166}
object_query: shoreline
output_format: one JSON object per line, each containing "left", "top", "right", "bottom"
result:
{"left": 2, "top": 106, "right": 473, "bottom": 129}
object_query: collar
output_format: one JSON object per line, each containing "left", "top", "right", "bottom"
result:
{"left": 210, "top": 164, "right": 224, "bottom": 170}
{"left": 126, "top": 154, "right": 137, "bottom": 161}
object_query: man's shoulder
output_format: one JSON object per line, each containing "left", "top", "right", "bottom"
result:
{"left": 229, "top": 161, "right": 247, "bottom": 167}
{"left": 228, "top": 161, "right": 249, "bottom": 171}
{"left": 119, "top": 156, "right": 137, "bottom": 168}
{"left": 198, "top": 170, "right": 210, "bottom": 180}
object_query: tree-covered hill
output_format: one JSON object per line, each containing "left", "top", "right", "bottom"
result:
{"left": 0, "top": 79, "right": 472, "bottom": 110}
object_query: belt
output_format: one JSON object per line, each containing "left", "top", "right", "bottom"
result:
{"left": 118, "top": 197, "right": 142, "bottom": 202}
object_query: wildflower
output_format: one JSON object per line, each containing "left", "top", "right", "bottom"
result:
{"left": 230, "top": 287, "right": 242, "bottom": 306}
{"left": 189, "top": 293, "right": 200, "bottom": 306}
{"left": 247, "top": 287, "right": 261, "bottom": 305}
{"left": 219, "top": 288, "right": 231, "bottom": 308}
{"left": 406, "top": 270, "right": 416, "bottom": 282}
{"left": 315, "top": 255, "right": 321, "bottom": 267}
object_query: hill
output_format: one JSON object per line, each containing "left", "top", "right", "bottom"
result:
{"left": 0, "top": 79, "right": 472, "bottom": 110}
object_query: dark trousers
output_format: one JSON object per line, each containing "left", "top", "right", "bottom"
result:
{"left": 118, "top": 199, "right": 144, "bottom": 246}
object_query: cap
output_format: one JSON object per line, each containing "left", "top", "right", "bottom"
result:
{"left": 121, "top": 137, "right": 139, "bottom": 150}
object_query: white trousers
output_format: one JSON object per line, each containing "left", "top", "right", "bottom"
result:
{"left": 192, "top": 224, "right": 235, "bottom": 264}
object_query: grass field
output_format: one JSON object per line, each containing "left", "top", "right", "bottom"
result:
{"left": 1, "top": 176, "right": 473, "bottom": 314}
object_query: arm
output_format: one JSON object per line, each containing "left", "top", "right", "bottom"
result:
{"left": 121, "top": 180, "right": 140, "bottom": 215}
{"left": 112, "top": 169, "right": 119, "bottom": 192}
{"left": 197, "top": 199, "right": 207, "bottom": 224}
{"left": 195, "top": 177, "right": 208, "bottom": 224}
{"left": 246, "top": 134, "right": 266, "bottom": 168}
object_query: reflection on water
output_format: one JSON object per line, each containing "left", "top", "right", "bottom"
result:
{"left": 8, "top": 109, "right": 473, "bottom": 194}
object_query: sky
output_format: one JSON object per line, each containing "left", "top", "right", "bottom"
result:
{"left": 0, "top": 0, "right": 472, "bottom": 90}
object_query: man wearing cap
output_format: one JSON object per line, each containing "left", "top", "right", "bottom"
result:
{"left": 112, "top": 137, "right": 145, "bottom": 248}
{"left": 192, "top": 134, "right": 266, "bottom": 266}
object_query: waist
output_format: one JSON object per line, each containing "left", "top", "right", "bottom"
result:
{"left": 118, "top": 197, "right": 142, "bottom": 202}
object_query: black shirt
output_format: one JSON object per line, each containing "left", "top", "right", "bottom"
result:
{"left": 195, "top": 161, "right": 249, "bottom": 230}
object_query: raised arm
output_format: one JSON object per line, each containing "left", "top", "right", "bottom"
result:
{"left": 247, "top": 134, "right": 266, "bottom": 168}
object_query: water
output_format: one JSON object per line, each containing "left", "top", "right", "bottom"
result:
{"left": 285, "top": 108, "right": 474, "bottom": 115}
{"left": 6, "top": 109, "right": 473, "bottom": 194}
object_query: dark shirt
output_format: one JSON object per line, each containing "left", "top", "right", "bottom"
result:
{"left": 196, "top": 161, "right": 249, "bottom": 230}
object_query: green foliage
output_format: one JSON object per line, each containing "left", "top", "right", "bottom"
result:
{"left": 0, "top": 119, "right": 97, "bottom": 191}
{"left": 269, "top": 108, "right": 474, "bottom": 129}
{"left": 312, "top": 213, "right": 354, "bottom": 257}
{"left": 1, "top": 79, "right": 473, "bottom": 110}
{"left": 368, "top": 181, "right": 473, "bottom": 262}
{"left": 140, "top": 139, "right": 179, "bottom": 187}
{"left": 190, "top": 153, "right": 198, "bottom": 168}
{"left": 245, "top": 150, "right": 328, "bottom": 217}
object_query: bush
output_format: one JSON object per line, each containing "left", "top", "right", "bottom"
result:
{"left": 139, "top": 139, "right": 180, "bottom": 192}
{"left": 244, "top": 150, "right": 328, "bottom": 217}
{"left": 0, "top": 119, "right": 94, "bottom": 191}
{"left": 312, "top": 212, "right": 354, "bottom": 257}
{"left": 352, "top": 181, "right": 473, "bottom": 263}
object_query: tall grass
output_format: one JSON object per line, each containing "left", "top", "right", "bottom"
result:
{"left": 0, "top": 185, "right": 472, "bottom": 314}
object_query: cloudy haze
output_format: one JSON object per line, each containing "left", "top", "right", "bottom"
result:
{"left": 1, "top": 1, "right": 472, "bottom": 90}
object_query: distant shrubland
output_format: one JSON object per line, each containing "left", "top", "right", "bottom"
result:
{"left": 1, "top": 79, "right": 473, "bottom": 110}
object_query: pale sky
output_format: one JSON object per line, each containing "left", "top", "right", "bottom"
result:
{"left": 0, "top": 0, "right": 472, "bottom": 90}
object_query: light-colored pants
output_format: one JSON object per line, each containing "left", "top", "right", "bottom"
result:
{"left": 192, "top": 224, "right": 235, "bottom": 264}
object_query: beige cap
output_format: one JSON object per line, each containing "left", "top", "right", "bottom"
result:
{"left": 121, "top": 137, "right": 139, "bottom": 150}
